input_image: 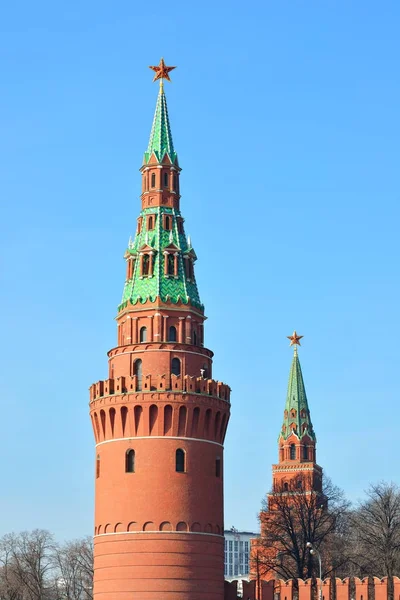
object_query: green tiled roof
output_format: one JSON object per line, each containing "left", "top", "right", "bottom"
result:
{"left": 143, "top": 83, "right": 177, "bottom": 165}
{"left": 280, "top": 349, "right": 316, "bottom": 441}
{"left": 119, "top": 207, "right": 202, "bottom": 311}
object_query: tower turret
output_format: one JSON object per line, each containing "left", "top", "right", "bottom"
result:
{"left": 89, "top": 61, "right": 230, "bottom": 600}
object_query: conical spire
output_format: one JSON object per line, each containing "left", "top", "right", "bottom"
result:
{"left": 143, "top": 82, "right": 177, "bottom": 165}
{"left": 281, "top": 347, "right": 315, "bottom": 441}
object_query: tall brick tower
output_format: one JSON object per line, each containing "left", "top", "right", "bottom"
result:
{"left": 272, "top": 331, "right": 322, "bottom": 494}
{"left": 89, "top": 60, "right": 231, "bottom": 600}
{"left": 252, "top": 333, "right": 324, "bottom": 583}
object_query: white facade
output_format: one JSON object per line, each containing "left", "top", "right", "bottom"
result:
{"left": 224, "top": 529, "right": 258, "bottom": 580}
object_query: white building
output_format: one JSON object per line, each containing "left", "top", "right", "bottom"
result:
{"left": 224, "top": 528, "right": 258, "bottom": 580}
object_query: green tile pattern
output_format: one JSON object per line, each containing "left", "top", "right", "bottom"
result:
{"left": 119, "top": 207, "right": 202, "bottom": 312}
{"left": 143, "top": 84, "right": 177, "bottom": 165}
{"left": 280, "top": 351, "right": 316, "bottom": 441}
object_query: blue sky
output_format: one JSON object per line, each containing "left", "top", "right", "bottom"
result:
{"left": 0, "top": 1, "right": 399, "bottom": 540}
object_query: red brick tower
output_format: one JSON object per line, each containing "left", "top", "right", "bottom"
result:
{"left": 271, "top": 332, "right": 322, "bottom": 495}
{"left": 89, "top": 60, "right": 231, "bottom": 600}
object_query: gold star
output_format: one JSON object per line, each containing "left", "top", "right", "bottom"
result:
{"left": 149, "top": 58, "right": 176, "bottom": 82}
{"left": 287, "top": 331, "right": 304, "bottom": 346}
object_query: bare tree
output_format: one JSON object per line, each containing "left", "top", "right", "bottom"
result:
{"left": 254, "top": 474, "right": 350, "bottom": 581}
{"left": 53, "top": 537, "right": 93, "bottom": 600}
{"left": 350, "top": 482, "right": 400, "bottom": 600}
{"left": 0, "top": 530, "right": 55, "bottom": 600}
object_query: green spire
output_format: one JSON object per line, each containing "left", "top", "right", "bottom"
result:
{"left": 280, "top": 348, "right": 316, "bottom": 441}
{"left": 143, "top": 82, "right": 177, "bottom": 165}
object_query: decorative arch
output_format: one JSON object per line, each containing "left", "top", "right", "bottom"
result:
{"left": 160, "top": 521, "right": 172, "bottom": 531}
{"left": 143, "top": 521, "right": 155, "bottom": 532}
{"left": 164, "top": 405, "right": 173, "bottom": 435}
{"left": 121, "top": 406, "right": 128, "bottom": 436}
{"left": 104, "top": 524, "right": 111, "bottom": 533}
{"left": 178, "top": 406, "right": 187, "bottom": 437}
{"left": 149, "top": 404, "right": 158, "bottom": 435}
{"left": 191, "top": 406, "right": 200, "bottom": 437}
{"left": 191, "top": 522, "right": 201, "bottom": 532}
{"left": 176, "top": 521, "right": 188, "bottom": 532}
{"left": 109, "top": 407, "right": 116, "bottom": 437}
{"left": 114, "top": 523, "right": 124, "bottom": 533}
{"left": 100, "top": 410, "right": 106, "bottom": 438}
{"left": 128, "top": 522, "right": 138, "bottom": 532}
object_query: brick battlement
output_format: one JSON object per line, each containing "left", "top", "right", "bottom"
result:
{"left": 224, "top": 576, "right": 400, "bottom": 600}
{"left": 89, "top": 375, "right": 230, "bottom": 403}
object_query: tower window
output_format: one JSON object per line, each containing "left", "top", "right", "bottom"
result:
{"left": 140, "top": 327, "right": 147, "bottom": 343}
{"left": 163, "top": 172, "right": 168, "bottom": 187}
{"left": 173, "top": 174, "right": 177, "bottom": 191}
{"left": 193, "top": 330, "right": 197, "bottom": 346}
{"left": 148, "top": 216, "right": 154, "bottom": 230}
{"left": 171, "top": 357, "right": 181, "bottom": 376}
{"left": 167, "top": 253, "right": 174, "bottom": 275}
{"left": 165, "top": 215, "right": 171, "bottom": 230}
{"left": 151, "top": 173, "right": 156, "bottom": 188}
{"left": 176, "top": 448, "right": 185, "bottom": 473}
{"left": 168, "top": 326, "right": 177, "bottom": 342}
{"left": 290, "top": 444, "right": 296, "bottom": 460}
{"left": 96, "top": 455, "right": 100, "bottom": 479}
{"left": 303, "top": 445, "right": 308, "bottom": 460}
{"left": 216, "top": 457, "right": 221, "bottom": 477}
{"left": 126, "top": 449, "right": 135, "bottom": 473}
{"left": 134, "top": 359, "right": 142, "bottom": 391}
{"left": 177, "top": 219, "right": 183, "bottom": 233}
{"left": 283, "top": 482, "right": 289, "bottom": 491}
{"left": 142, "top": 254, "right": 149, "bottom": 276}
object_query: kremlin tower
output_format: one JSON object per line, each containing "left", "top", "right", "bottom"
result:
{"left": 89, "top": 60, "right": 231, "bottom": 600}
{"left": 253, "top": 333, "right": 324, "bottom": 583}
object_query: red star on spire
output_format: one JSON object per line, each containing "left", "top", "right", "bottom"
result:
{"left": 287, "top": 331, "right": 304, "bottom": 346}
{"left": 149, "top": 58, "right": 176, "bottom": 82}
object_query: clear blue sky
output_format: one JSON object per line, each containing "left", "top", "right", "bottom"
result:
{"left": 1, "top": 0, "right": 399, "bottom": 540}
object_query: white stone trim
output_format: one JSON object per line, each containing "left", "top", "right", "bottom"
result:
{"left": 96, "top": 436, "right": 223, "bottom": 448}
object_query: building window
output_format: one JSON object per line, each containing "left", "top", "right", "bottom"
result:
{"left": 284, "top": 482, "right": 289, "bottom": 491}
{"left": 173, "top": 174, "right": 177, "bottom": 190}
{"left": 126, "top": 449, "right": 135, "bottom": 473}
{"left": 165, "top": 215, "right": 171, "bottom": 230}
{"left": 167, "top": 253, "right": 174, "bottom": 275}
{"left": 290, "top": 444, "right": 296, "bottom": 460}
{"left": 148, "top": 215, "right": 154, "bottom": 230}
{"left": 177, "top": 219, "right": 183, "bottom": 233}
{"left": 215, "top": 457, "right": 221, "bottom": 477}
{"left": 142, "top": 254, "right": 150, "bottom": 276}
{"left": 193, "top": 330, "right": 197, "bottom": 345}
{"left": 151, "top": 173, "right": 156, "bottom": 188}
{"left": 171, "top": 357, "right": 181, "bottom": 376}
{"left": 140, "top": 327, "right": 147, "bottom": 343}
{"left": 96, "top": 455, "right": 100, "bottom": 478}
{"left": 229, "top": 541, "right": 232, "bottom": 551}
{"left": 176, "top": 448, "right": 185, "bottom": 472}
{"left": 168, "top": 326, "right": 177, "bottom": 342}
{"left": 134, "top": 359, "right": 142, "bottom": 390}
{"left": 163, "top": 172, "right": 168, "bottom": 187}
{"left": 303, "top": 445, "right": 308, "bottom": 460}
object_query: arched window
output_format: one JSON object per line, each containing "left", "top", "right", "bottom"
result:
{"left": 176, "top": 448, "right": 185, "bottom": 473}
{"left": 96, "top": 455, "right": 100, "bottom": 479}
{"left": 303, "top": 445, "right": 308, "bottom": 460}
{"left": 215, "top": 457, "right": 221, "bottom": 477}
{"left": 163, "top": 172, "right": 168, "bottom": 187}
{"left": 134, "top": 359, "right": 142, "bottom": 390}
{"left": 151, "top": 173, "right": 156, "bottom": 188}
{"left": 283, "top": 482, "right": 289, "bottom": 491}
{"left": 168, "top": 326, "right": 177, "bottom": 342}
{"left": 290, "top": 444, "right": 296, "bottom": 460}
{"left": 148, "top": 216, "right": 154, "bottom": 230}
{"left": 165, "top": 215, "right": 171, "bottom": 230}
{"left": 167, "top": 253, "right": 174, "bottom": 275}
{"left": 142, "top": 254, "right": 149, "bottom": 276}
{"left": 140, "top": 327, "right": 147, "bottom": 342}
{"left": 126, "top": 449, "right": 135, "bottom": 473}
{"left": 171, "top": 358, "right": 181, "bottom": 376}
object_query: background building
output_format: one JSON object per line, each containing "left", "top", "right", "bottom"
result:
{"left": 224, "top": 529, "right": 258, "bottom": 580}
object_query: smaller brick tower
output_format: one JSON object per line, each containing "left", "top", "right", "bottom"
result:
{"left": 272, "top": 331, "right": 322, "bottom": 494}
{"left": 252, "top": 333, "right": 324, "bottom": 583}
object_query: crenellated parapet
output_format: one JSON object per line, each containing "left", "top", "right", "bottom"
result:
{"left": 89, "top": 375, "right": 230, "bottom": 403}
